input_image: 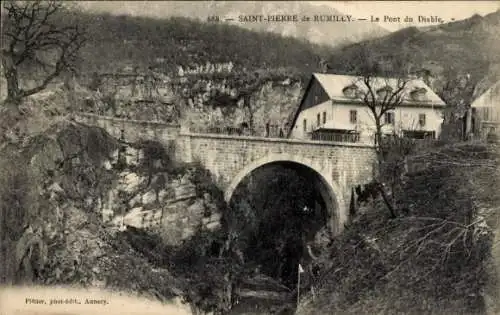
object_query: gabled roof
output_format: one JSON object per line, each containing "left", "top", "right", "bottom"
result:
{"left": 471, "top": 80, "right": 500, "bottom": 108}
{"left": 312, "top": 73, "right": 446, "bottom": 106}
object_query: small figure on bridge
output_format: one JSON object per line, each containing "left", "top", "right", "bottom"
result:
{"left": 266, "top": 121, "right": 270, "bottom": 137}
{"left": 279, "top": 127, "right": 284, "bottom": 138}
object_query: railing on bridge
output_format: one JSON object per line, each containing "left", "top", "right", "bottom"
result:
{"left": 308, "top": 132, "right": 361, "bottom": 143}
{"left": 189, "top": 126, "right": 255, "bottom": 136}
{"left": 188, "top": 126, "right": 370, "bottom": 144}
{"left": 188, "top": 125, "right": 289, "bottom": 138}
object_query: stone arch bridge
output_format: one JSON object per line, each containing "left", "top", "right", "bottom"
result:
{"left": 75, "top": 113, "right": 377, "bottom": 234}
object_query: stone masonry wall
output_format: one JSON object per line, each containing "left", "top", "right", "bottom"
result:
{"left": 188, "top": 134, "right": 375, "bottom": 186}
{"left": 186, "top": 132, "right": 377, "bottom": 231}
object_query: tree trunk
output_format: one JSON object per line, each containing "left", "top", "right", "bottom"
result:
{"left": 374, "top": 117, "right": 384, "bottom": 162}
{"left": 376, "top": 183, "right": 397, "bottom": 218}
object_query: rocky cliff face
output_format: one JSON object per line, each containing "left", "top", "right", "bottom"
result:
{"left": 78, "top": 67, "right": 305, "bottom": 134}
{"left": 99, "top": 141, "right": 223, "bottom": 246}
{"left": 182, "top": 78, "right": 303, "bottom": 134}
{"left": 0, "top": 115, "right": 223, "bottom": 303}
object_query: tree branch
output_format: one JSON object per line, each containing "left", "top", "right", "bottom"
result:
{"left": 2, "top": 0, "right": 86, "bottom": 104}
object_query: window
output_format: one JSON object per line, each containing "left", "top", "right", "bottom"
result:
{"left": 323, "top": 111, "right": 327, "bottom": 124}
{"left": 385, "top": 112, "right": 395, "bottom": 125}
{"left": 418, "top": 114, "right": 426, "bottom": 127}
{"left": 349, "top": 110, "right": 357, "bottom": 124}
{"left": 343, "top": 85, "right": 358, "bottom": 98}
{"left": 317, "top": 113, "right": 321, "bottom": 126}
{"left": 303, "top": 119, "right": 307, "bottom": 132}
{"left": 484, "top": 108, "right": 490, "bottom": 121}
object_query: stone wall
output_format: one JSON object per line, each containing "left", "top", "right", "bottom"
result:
{"left": 185, "top": 132, "right": 377, "bottom": 232}
{"left": 74, "top": 113, "right": 180, "bottom": 143}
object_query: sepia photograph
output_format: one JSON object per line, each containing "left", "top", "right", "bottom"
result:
{"left": 1, "top": 1, "right": 500, "bottom": 314}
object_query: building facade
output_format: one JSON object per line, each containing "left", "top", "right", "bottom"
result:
{"left": 470, "top": 80, "right": 500, "bottom": 139}
{"left": 288, "top": 73, "right": 447, "bottom": 143}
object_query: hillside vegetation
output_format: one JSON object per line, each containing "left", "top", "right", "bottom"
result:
{"left": 327, "top": 11, "right": 500, "bottom": 93}
{"left": 77, "top": 13, "right": 328, "bottom": 75}
{"left": 81, "top": 1, "right": 389, "bottom": 47}
{"left": 297, "top": 142, "right": 500, "bottom": 315}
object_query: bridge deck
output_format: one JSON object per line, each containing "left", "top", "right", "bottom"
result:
{"left": 182, "top": 131, "right": 375, "bottom": 148}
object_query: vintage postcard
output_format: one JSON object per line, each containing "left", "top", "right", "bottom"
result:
{"left": 1, "top": 1, "right": 500, "bottom": 314}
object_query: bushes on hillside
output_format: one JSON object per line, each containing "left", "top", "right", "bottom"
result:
{"left": 299, "top": 143, "right": 498, "bottom": 315}
{"left": 80, "top": 14, "right": 323, "bottom": 74}
{"left": 0, "top": 151, "right": 40, "bottom": 284}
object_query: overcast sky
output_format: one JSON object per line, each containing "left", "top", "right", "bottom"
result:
{"left": 79, "top": 1, "right": 500, "bottom": 32}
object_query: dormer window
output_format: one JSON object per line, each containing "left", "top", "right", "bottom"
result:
{"left": 342, "top": 84, "right": 359, "bottom": 98}
{"left": 376, "top": 85, "right": 393, "bottom": 99}
{"left": 410, "top": 87, "right": 428, "bottom": 101}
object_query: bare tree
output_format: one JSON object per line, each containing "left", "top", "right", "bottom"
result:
{"left": 436, "top": 68, "right": 477, "bottom": 140}
{"left": 1, "top": 1, "right": 86, "bottom": 106}
{"left": 356, "top": 74, "right": 410, "bottom": 154}
{"left": 341, "top": 45, "right": 418, "bottom": 218}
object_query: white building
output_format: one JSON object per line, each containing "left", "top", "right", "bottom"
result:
{"left": 288, "top": 73, "right": 446, "bottom": 143}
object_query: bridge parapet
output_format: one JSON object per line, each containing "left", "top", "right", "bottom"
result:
{"left": 188, "top": 125, "right": 374, "bottom": 145}
{"left": 179, "top": 131, "right": 375, "bottom": 149}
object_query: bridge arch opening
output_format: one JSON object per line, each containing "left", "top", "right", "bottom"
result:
{"left": 224, "top": 156, "right": 342, "bottom": 288}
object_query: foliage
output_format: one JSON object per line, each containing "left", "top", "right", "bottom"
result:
{"left": 0, "top": 152, "right": 35, "bottom": 240}
{"left": 298, "top": 143, "right": 499, "bottom": 315}
{"left": 371, "top": 135, "right": 420, "bottom": 218}
{"left": 0, "top": 150, "right": 40, "bottom": 283}
{"left": 166, "top": 229, "right": 240, "bottom": 314}
{"left": 327, "top": 12, "right": 496, "bottom": 83}
{"left": 77, "top": 13, "right": 326, "bottom": 75}
{"left": 121, "top": 201, "right": 237, "bottom": 314}
{"left": 436, "top": 70, "right": 477, "bottom": 141}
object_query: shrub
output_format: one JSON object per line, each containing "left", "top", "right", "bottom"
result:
{"left": 0, "top": 151, "right": 40, "bottom": 284}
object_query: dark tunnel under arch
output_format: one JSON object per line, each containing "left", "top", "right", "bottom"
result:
{"left": 224, "top": 154, "right": 345, "bottom": 236}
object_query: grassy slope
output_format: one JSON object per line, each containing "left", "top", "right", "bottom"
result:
{"left": 298, "top": 142, "right": 500, "bottom": 315}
